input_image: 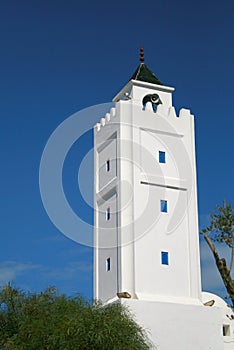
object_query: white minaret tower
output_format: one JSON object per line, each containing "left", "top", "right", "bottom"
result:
{"left": 93, "top": 49, "right": 233, "bottom": 350}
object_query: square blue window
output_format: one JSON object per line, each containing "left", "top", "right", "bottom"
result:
{"left": 160, "top": 200, "right": 168, "bottom": 213}
{"left": 161, "top": 252, "right": 169, "bottom": 265}
{"left": 106, "top": 257, "right": 111, "bottom": 271}
{"left": 159, "top": 151, "right": 166, "bottom": 163}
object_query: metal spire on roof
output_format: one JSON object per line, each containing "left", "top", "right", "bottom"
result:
{"left": 140, "top": 47, "right": 144, "bottom": 63}
{"left": 129, "top": 48, "right": 163, "bottom": 85}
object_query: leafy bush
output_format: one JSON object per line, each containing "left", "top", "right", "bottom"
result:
{"left": 0, "top": 285, "right": 152, "bottom": 349}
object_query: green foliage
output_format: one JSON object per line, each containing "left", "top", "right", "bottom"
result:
{"left": 201, "top": 200, "right": 234, "bottom": 248}
{"left": 200, "top": 201, "right": 234, "bottom": 306}
{"left": 0, "top": 285, "right": 152, "bottom": 350}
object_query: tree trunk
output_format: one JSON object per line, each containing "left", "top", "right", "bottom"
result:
{"left": 204, "top": 235, "right": 234, "bottom": 307}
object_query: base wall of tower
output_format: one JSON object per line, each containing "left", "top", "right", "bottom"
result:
{"left": 120, "top": 299, "right": 224, "bottom": 350}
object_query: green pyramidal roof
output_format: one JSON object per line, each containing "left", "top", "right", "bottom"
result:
{"left": 130, "top": 63, "right": 163, "bottom": 85}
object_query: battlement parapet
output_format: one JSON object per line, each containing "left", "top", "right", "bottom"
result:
{"left": 94, "top": 107, "right": 116, "bottom": 132}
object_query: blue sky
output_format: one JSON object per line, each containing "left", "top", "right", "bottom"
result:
{"left": 1, "top": 0, "right": 233, "bottom": 301}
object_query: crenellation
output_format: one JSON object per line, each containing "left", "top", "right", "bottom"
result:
{"left": 95, "top": 123, "right": 101, "bottom": 132}
{"left": 110, "top": 107, "right": 116, "bottom": 118}
{"left": 95, "top": 108, "right": 117, "bottom": 132}
{"left": 167, "top": 106, "right": 177, "bottom": 119}
{"left": 105, "top": 113, "right": 110, "bottom": 122}
{"left": 179, "top": 108, "right": 192, "bottom": 118}
{"left": 100, "top": 117, "right": 105, "bottom": 127}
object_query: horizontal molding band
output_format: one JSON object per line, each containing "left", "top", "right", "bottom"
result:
{"left": 140, "top": 180, "right": 187, "bottom": 191}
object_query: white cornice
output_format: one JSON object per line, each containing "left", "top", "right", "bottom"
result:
{"left": 113, "top": 79, "right": 175, "bottom": 102}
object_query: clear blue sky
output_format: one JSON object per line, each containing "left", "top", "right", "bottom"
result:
{"left": 1, "top": 0, "right": 233, "bottom": 301}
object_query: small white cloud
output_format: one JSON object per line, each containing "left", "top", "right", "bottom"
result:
{"left": 42, "top": 261, "right": 92, "bottom": 281}
{"left": 0, "top": 261, "right": 41, "bottom": 285}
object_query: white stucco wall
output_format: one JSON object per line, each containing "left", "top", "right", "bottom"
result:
{"left": 122, "top": 299, "right": 224, "bottom": 350}
{"left": 202, "top": 292, "right": 234, "bottom": 349}
{"left": 94, "top": 79, "right": 202, "bottom": 302}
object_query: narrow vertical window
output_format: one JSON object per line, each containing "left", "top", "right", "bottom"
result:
{"left": 106, "top": 159, "right": 110, "bottom": 172}
{"left": 161, "top": 252, "right": 169, "bottom": 265}
{"left": 223, "top": 325, "right": 230, "bottom": 336}
{"left": 159, "top": 151, "right": 166, "bottom": 163}
{"left": 106, "top": 207, "right": 111, "bottom": 221}
{"left": 160, "top": 200, "right": 168, "bottom": 213}
{"left": 106, "top": 257, "right": 111, "bottom": 271}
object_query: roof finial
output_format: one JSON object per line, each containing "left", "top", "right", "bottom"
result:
{"left": 140, "top": 47, "right": 144, "bottom": 63}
